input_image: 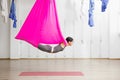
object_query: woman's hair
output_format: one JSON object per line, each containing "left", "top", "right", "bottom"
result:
{"left": 66, "top": 37, "right": 73, "bottom": 42}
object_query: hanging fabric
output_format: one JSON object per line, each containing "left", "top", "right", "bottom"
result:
{"left": 88, "top": 0, "right": 94, "bottom": 27}
{"left": 0, "top": 0, "right": 8, "bottom": 23}
{"left": 101, "top": 0, "right": 109, "bottom": 12}
{"left": 9, "top": 0, "right": 17, "bottom": 28}
{"left": 15, "top": 0, "right": 67, "bottom": 47}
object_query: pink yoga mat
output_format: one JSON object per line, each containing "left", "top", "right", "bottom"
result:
{"left": 19, "top": 72, "right": 84, "bottom": 76}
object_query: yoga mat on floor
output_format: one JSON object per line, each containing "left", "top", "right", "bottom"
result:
{"left": 19, "top": 72, "right": 84, "bottom": 76}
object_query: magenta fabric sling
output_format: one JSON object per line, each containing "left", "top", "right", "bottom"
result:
{"left": 15, "top": 0, "right": 67, "bottom": 47}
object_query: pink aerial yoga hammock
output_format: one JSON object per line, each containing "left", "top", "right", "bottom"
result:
{"left": 15, "top": 0, "right": 67, "bottom": 47}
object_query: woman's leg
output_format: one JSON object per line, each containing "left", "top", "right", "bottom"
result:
{"left": 38, "top": 44, "right": 52, "bottom": 53}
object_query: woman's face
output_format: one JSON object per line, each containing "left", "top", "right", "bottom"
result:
{"left": 68, "top": 41, "right": 73, "bottom": 46}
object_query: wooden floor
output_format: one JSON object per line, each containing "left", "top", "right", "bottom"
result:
{"left": 0, "top": 59, "right": 120, "bottom": 80}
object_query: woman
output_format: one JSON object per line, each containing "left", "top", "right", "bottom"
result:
{"left": 38, "top": 37, "right": 73, "bottom": 53}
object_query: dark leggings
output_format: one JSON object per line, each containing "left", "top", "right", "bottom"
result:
{"left": 38, "top": 44, "right": 52, "bottom": 53}
{"left": 38, "top": 44, "right": 64, "bottom": 53}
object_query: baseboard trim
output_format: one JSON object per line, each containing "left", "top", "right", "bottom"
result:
{"left": 0, "top": 58, "right": 120, "bottom": 60}
{"left": 13, "top": 58, "right": 120, "bottom": 60}
{"left": 0, "top": 58, "right": 10, "bottom": 60}
{"left": 20, "top": 58, "right": 108, "bottom": 60}
{"left": 109, "top": 58, "right": 120, "bottom": 60}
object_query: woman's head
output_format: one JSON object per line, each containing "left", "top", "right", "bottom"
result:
{"left": 66, "top": 37, "right": 73, "bottom": 46}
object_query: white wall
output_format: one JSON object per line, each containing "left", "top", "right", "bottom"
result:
{"left": 109, "top": 0, "right": 120, "bottom": 58}
{"left": 0, "top": 0, "right": 10, "bottom": 58}
{"left": 11, "top": 0, "right": 109, "bottom": 58}
{"left": 8, "top": 0, "right": 120, "bottom": 59}
{"left": 0, "top": 16, "right": 10, "bottom": 58}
